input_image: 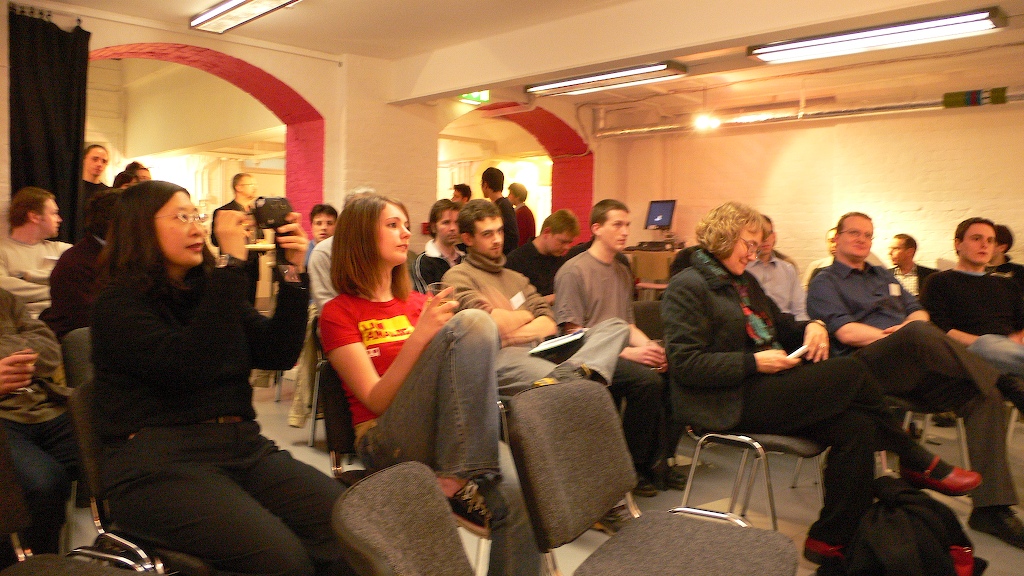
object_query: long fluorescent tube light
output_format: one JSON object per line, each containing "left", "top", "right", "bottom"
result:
{"left": 191, "top": 0, "right": 302, "bottom": 33}
{"left": 749, "top": 7, "right": 1007, "bottom": 64}
{"left": 526, "top": 61, "right": 686, "bottom": 96}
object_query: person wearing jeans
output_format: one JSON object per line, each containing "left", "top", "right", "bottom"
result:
{"left": 320, "top": 193, "right": 539, "bottom": 576}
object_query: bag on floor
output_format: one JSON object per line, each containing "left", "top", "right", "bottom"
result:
{"left": 838, "top": 476, "right": 986, "bottom": 576}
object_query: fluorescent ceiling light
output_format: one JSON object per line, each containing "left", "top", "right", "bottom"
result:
{"left": 749, "top": 7, "right": 1007, "bottom": 64}
{"left": 526, "top": 61, "right": 686, "bottom": 96}
{"left": 191, "top": 0, "right": 302, "bottom": 33}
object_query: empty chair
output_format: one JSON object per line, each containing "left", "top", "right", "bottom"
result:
{"left": 505, "top": 379, "right": 797, "bottom": 576}
{"left": 332, "top": 461, "right": 475, "bottom": 576}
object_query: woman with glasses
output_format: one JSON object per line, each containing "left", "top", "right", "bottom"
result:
{"left": 90, "top": 181, "right": 348, "bottom": 575}
{"left": 661, "top": 201, "right": 979, "bottom": 568}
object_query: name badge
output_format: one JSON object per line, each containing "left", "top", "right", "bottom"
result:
{"left": 510, "top": 291, "right": 526, "bottom": 310}
{"left": 889, "top": 283, "right": 902, "bottom": 297}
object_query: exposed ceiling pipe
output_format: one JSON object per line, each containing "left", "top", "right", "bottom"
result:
{"left": 594, "top": 88, "right": 1024, "bottom": 139}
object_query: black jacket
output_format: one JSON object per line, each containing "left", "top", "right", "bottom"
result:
{"left": 91, "top": 266, "right": 308, "bottom": 440}
{"left": 661, "top": 250, "right": 805, "bottom": 430}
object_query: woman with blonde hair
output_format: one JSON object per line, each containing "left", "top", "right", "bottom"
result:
{"left": 661, "top": 201, "right": 979, "bottom": 567}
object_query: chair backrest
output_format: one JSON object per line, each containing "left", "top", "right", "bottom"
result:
{"left": 632, "top": 300, "right": 664, "bottom": 341}
{"left": 313, "top": 317, "right": 357, "bottom": 460}
{"left": 61, "top": 327, "right": 94, "bottom": 389}
{"left": 331, "top": 461, "right": 474, "bottom": 576}
{"left": 0, "top": 426, "right": 32, "bottom": 539}
{"left": 506, "top": 379, "right": 637, "bottom": 550}
{"left": 68, "top": 378, "right": 110, "bottom": 528}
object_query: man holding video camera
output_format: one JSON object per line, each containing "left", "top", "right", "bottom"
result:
{"left": 213, "top": 173, "right": 264, "bottom": 304}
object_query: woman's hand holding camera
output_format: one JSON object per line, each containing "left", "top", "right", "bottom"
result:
{"left": 214, "top": 211, "right": 250, "bottom": 261}
{"left": 275, "top": 212, "right": 309, "bottom": 269}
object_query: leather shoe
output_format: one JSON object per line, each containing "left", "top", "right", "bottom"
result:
{"left": 968, "top": 506, "right": 1024, "bottom": 549}
{"left": 803, "top": 537, "right": 845, "bottom": 564}
{"left": 901, "top": 456, "right": 981, "bottom": 497}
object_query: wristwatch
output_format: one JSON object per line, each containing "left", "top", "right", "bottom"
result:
{"left": 216, "top": 254, "right": 248, "bottom": 269}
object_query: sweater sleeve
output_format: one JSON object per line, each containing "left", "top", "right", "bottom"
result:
{"left": 92, "top": 267, "right": 254, "bottom": 391}
{"left": 0, "top": 290, "right": 61, "bottom": 377}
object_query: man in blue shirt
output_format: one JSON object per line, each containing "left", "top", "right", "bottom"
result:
{"left": 808, "top": 211, "right": 1024, "bottom": 548}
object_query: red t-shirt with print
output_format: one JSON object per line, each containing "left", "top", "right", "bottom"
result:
{"left": 319, "top": 292, "right": 426, "bottom": 425}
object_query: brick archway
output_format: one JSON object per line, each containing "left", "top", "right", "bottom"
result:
{"left": 90, "top": 43, "right": 324, "bottom": 229}
{"left": 478, "top": 103, "right": 593, "bottom": 223}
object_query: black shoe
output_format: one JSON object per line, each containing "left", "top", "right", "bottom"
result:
{"left": 997, "top": 374, "right": 1024, "bottom": 413}
{"left": 449, "top": 478, "right": 492, "bottom": 536}
{"left": 931, "top": 412, "right": 957, "bottom": 428}
{"left": 632, "top": 477, "right": 658, "bottom": 498}
{"left": 592, "top": 504, "right": 632, "bottom": 535}
{"left": 968, "top": 506, "right": 1024, "bottom": 549}
{"left": 665, "top": 465, "right": 689, "bottom": 491}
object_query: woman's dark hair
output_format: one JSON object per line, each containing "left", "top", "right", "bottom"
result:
{"left": 100, "top": 180, "right": 214, "bottom": 293}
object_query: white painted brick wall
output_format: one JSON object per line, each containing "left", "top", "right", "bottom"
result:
{"left": 596, "top": 104, "right": 1024, "bottom": 274}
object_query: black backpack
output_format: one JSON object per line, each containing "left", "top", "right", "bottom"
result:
{"left": 821, "top": 476, "right": 986, "bottom": 576}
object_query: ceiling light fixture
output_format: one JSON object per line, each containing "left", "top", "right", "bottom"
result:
{"left": 190, "top": 0, "right": 302, "bottom": 34}
{"left": 749, "top": 6, "right": 1007, "bottom": 64}
{"left": 525, "top": 61, "right": 686, "bottom": 97}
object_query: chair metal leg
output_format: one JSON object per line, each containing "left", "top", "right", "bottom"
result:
{"left": 1008, "top": 406, "right": 1020, "bottom": 446}
{"left": 473, "top": 534, "right": 490, "bottom": 576}
{"left": 955, "top": 416, "right": 971, "bottom": 470}
{"left": 542, "top": 551, "right": 563, "bottom": 576}
{"left": 791, "top": 457, "right": 804, "bottom": 489}
{"left": 679, "top": 439, "right": 706, "bottom": 508}
{"left": 307, "top": 368, "right": 322, "bottom": 447}
{"left": 728, "top": 449, "right": 750, "bottom": 514}
{"left": 274, "top": 370, "right": 283, "bottom": 402}
{"left": 814, "top": 454, "right": 825, "bottom": 504}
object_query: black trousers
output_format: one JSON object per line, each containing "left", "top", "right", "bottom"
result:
{"left": 609, "top": 358, "right": 665, "bottom": 480}
{"left": 853, "top": 320, "right": 1017, "bottom": 508}
{"left": 735, "top": 356, "right": 935, "bottom": 546}
{"left": 102, "top": 421, "right": 348, "bottom": 576}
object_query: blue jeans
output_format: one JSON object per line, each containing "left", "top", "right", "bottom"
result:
{"left": 495, "top": 317, "right": 630, "bottom": 394}
{"left": 2, "top": 412, "right": 79, "bottom": 555}
{"left": 357, "top": 309, "right": 540, "bottom": 576}
{"left": 969, "top": 334, "right": 1024, "bottom": 376}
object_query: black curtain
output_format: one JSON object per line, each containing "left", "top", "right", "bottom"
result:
{"left": 8, "top": 9, "right": 90, "bottom": 242}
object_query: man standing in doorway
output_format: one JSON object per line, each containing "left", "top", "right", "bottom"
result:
{"left": 213, "top": 173, "right": 263, "bottom": 304}
{"left": 452, "top": 184, "right": 472, "bottom": 204}
{"left": 78, "top": 144, "right": 110, "bottom": 241}
{"left": 481, "top": 167, "right": 518, "bottom": 254}
{"left": 508, "top": 183, "right": 535, "bottom": 247}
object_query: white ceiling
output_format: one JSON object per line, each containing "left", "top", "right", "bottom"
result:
{"left": 59, "top": 0, "right": 1024, "bottom": 150}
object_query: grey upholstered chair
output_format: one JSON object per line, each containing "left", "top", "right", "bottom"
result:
{"left": 331, "top": 461, "right": 475, "bottom": 576}
{"left": 505, "top": 379, "right": 798, "bottom": 576}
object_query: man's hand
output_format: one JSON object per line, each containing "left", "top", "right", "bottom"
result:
{"left": 754, "top": 349, "right": 800, "bottom": 374}
{"left": 0, "top": 350, "right": 38, "bottom": 395}
{"left": 620, "top": 342, "right": 667, "bottom": 372}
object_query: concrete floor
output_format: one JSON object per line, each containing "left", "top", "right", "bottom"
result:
{"left": 66, "top": 376, "right": 1024, "bottom": 574}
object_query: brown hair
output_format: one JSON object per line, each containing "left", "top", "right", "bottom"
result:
{"left": 331, "top": 193, "right": 412, "bottom": 301}
{"left": 9, "top": 187, "right": 55, "bottom": 228}
{"left": 836, "top": 212, "right": 872, "bottom": 233}
{"left": 589, "top": 199, "right": 629, "bottom": 226}
{"left": 541, "top": 209, "right": 581, "bottom": 237}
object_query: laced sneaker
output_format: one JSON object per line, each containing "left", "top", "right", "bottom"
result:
{"left": 449, "top": 478, "right": 492, "bottom": 536}
{"left": 532, "top": 363, "right": 600, "bottom": 387}
{"left": 592, "top": 503, "right": 633, "bottom": 535}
